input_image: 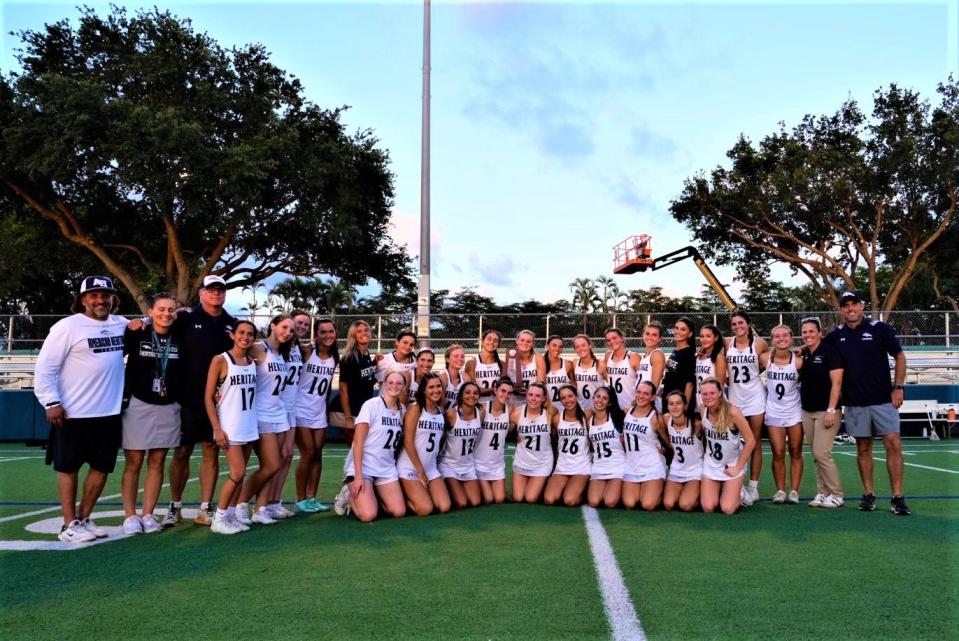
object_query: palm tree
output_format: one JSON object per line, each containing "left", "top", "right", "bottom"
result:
{"left": 594, "top": 276, "right": 617, "bottom": 314}
{"left": 569, "top": 277, "right": 600, "bottom": 333}
{"left": 318, "top": 278, "right": 356, "bottom": 317}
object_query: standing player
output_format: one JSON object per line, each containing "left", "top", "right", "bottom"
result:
{"left": 761, "top": 325, "right": 804, "bottom": 504}
{"left": 465, "top": 330, "right": 503, "bottom": 397}
{"left": 163, "top": 275, "right": 236, "bottom": 528}
{"left": 474, "top": 378, "right": 513, "bottom": 504}
{"left": 622, "top": 381, "right": 673, "bottom": 511}
{"left": 407, "top": 347, "right": 436, "bottom": 403}
{"left": 695, "top": 325, "right": 727, "bottom": 409}
{"left": 510, "top": 382, "right": 556, "bottom": 503}
{"left": 603, "top": 327, "right": 641, "bottom": 412}
{"left": 587, "top": 386, "right": 626, "bottom": 509}
{"left": 397, "top": 373, "right": 451, "bottom": 516}
{"left": 338, "top": 320, "right": 377, "bottom": 445}
{"left": 504, "top": 330, "right": 545, "bottom": 405}
{"left": 204, "top": 320, "right": 259, "bottom": 535}
{"left": 439, "top": 382, "right": 484, "bottom": 508}
{"left": 573, "top": 334, "right": 606, "bottom": 411}
{"left": 294, "top": 317, "right": 338, "bottom": 513}
{"left": 35, "top": 276, "right": 128, "bottom": 542}
{"left": 544, "top": 385, "right": 591, "bottom": 507}
{"left": 340, "top": 371, "right": 408, "bottom": 522}
{"left": 270, "top": 311, "right": 310, "bottom": 518}
{"left": 376, "top": 330, "right": 417, "bottom": 386}
{"left": 662, "top": 391, "right": 703, "bottom": 512}
{"left": 439, "top": 344, "right": 471, "bottom": 407}
{"left": 725, "top": 310, "right": 768, "bottom": 505}
{"left": 637, "top": 322, "right": 666, "bottom": 411}
{"left": 543, "top": 335, "right": 576, "bottom": 411}
{"left": 699, "top": 378, "right": 756, "bottom": 515}
{"left": 828, "top": 291, "right": 910, "bottom": 515}
{"left": 120, "top": 293, "right": 183, "bottom": 535}
{"left": 661, "top": 317, "right": 697, "bottom": 412}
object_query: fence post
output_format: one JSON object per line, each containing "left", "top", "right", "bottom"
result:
{"left": 612, "top": 313, "right": 617, "bottom": 329}
{"left": 6, "top": 315, "right": 13, "bottom": 353}
{"left": 779, "top": 313, "right": 783, "bottom": 326}
{"left": 646, "top": 314, "right": 651, "bottom": 326}
{"left": 713, "top": 313, "right": 718, "bottom": 326}
{"left": 947, "top": 312, "right": 951, "bottom": 350}
{"left": 545, "top": 315, "right": 551, "bottom": 339}
{"left": 376, "top": 315, "right": 382, "bottom": 354}
{"left": 478, "top": 315, "right": 483, "bottom": 344}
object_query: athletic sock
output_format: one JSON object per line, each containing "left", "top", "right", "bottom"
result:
{"left": 172, "top": 501, "right": 182, "bottom": 509}
{"left": 749, "top": 480, "right": 759, "bottom": 489}
{"left": 200, "top": 501, "right": 209, "bottom": 511}
{"left": 215, "top": 508, "right": 227, "bottom": 518}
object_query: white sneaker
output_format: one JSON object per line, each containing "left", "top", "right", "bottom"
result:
{"left": 333, "top": 485, "right": 351, "bottom": 516}
{"left": 267, "top": 503, "right": 293, "bottom": 519}
{"left": 210, "top": 512, "right": 242, "bottom": 535}
{"left": 227, "top": 511, "right": 250, "bottom": 532}
{"left": 59, "top": 519, "right": 97, "bottom": 543}
{"left": 787, "top": 490, "right": 800, "bottom": 504}
{"left": 252, "top": 507, "right": 278, "bottom": 525}
{"left": 80, "top": 517, "right": 108, "bottom": 538}
{"left": 122, "top": 515, "right": 143, "bottom": 535}
{"left": 747, "top": 485, "right": 760, "bottom": 504}
{"left": 808, "top": 493, "right": 826, "bottom": 507}
{"left": 141, "top": 514, "right": 162, "bottom": 534}
{"left": 771, "top": 490, "right": 787, "bottom": 504}
{"left": 820, "top": 495, "right": 844, "bottom": 509}
{"left": 234, "top": 504, "right": 253, "bottom": 525}
{"left": 739, "top": 487, "right": 754, "bottom": 507}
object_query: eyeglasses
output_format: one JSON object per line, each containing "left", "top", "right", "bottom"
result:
{"left": 800, "top": 316, "right": 821, "bottom": 328}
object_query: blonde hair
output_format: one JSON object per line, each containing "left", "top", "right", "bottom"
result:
{"left": 343, "top": 320, "right": 371, "bottom": 361}
{"left": 701, "top": 377, "right": 734, "bottom": 433}
{"left": 444, "top": 344, "right": 465, "bottom": 361}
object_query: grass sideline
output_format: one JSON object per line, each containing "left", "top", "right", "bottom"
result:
{"left": 0, "top": 441, "right": 956, "bottom": 641}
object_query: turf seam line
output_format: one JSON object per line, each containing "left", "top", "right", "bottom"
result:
{"left": 581, "top": 506, "right": 646, "bottom": 641}
{"left": 834, "top": 451, "right": 959, "bottom": 475}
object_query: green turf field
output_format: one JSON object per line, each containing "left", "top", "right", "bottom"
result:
{"left": 0, "top": 441, "right": 956, "bottom": 640}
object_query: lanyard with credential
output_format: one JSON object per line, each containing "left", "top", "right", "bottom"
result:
{"left": 152, "top": 330, "right": 173, "bottom": 397}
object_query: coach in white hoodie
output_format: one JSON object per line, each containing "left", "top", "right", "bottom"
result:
{"left": 34, "top": 276, "right": 128, "bottom": 543}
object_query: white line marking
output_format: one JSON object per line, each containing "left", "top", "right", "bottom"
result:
{"left": 835, "top": 451, "right": 959, "bottom": 475}
{"left": 581, "top": 506, "right": 646, "bottom": 641}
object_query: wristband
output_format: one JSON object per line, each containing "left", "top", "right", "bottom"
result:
{"left": 826, "top": 408, "right": 836, "bottom": 415}
{"left": 893, "top": 385, "right": 904, "bottom": 391}
{"left": 45, "top": 401, "right": 61, "bottom": 408}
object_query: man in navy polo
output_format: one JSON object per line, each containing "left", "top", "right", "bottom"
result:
{"left": 828, "top": 291, "right": 910, "bottom": 515}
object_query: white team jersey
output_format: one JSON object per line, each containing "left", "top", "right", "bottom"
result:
{"left": 438, "top": 409, "right": 481, "bottom": 479}
{"left": 623, "top": 407, "right": 666, "bottom": 482}
{"left": 764, "top": 354, "right": 801, "bottom": 426}
{"left": 444, "top": 368, "right": 464, "bottom": 406}
{"left": 33, "top": 313, "right": 128, "bottom": 418}
{"left": 513, "top": 406, "right": 554, "bottom": 475}
{"left": 589, "top": 416, "right": 625, "bottom": 479}
{"left": 296, "top": 352, "right": 335, "bottom": 427}
{"left": 544, "top": 361, "right": 571, "bottom": 411}
{"left": 475, "top": 400, "right": 510, "bottom": 479}
{"left": 396, "top": 407, "right": 445, "bottom": 480}
{"left": 283, "top": 346, "right": 304, "bottom": 413}
{"left": 554, "top": 416, "right": 591, "bottom": 476}
{"left": 511, "top": 357, "right": 540, "bottom": 405}
{"left": 216, "top": 352, "right": 258, "bottom": 444}
{"left": 575, "top": 359, "right": 603, "bottom": 411}
{"left": 473, "top": 359, "right": 502, "bottom": 393}
{"left": 638, "top": 348, "right": 662, "bottom": 384}
{"left": 408, "top": 371, "right": 430, "bottom": 404}
{"left": 606, "top": 351, "right": 638, "bottom": 411}
{"left": 666, "top": 416, "right": 703, "bottom": 482}
{"left": 694, "top": 355, "right": 717, "bottom": 408}
{"left": 376, "top": 351, "right": 417, "bottom": 384}
{"left": 344, "top": 397, "right": 404, "bottom": 480}
{"left": 701, "top": 409, "right": 745, "bottom": 481}
{"left": 726, "top": 339, "right": 765, "bottom": 416}
{"left": 254, "top": 342, "right": 290, "bottom": 424}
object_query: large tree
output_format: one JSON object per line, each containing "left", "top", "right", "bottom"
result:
{"left": 670, "top": 80, "right": 958, "bottom": 312}
{"left": 0, "top": 7, "right": 409, "bottom": 313}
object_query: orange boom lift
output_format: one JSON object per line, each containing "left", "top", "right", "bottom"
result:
{"left": 612, "top": 235, "right": 737, "bottom": 311}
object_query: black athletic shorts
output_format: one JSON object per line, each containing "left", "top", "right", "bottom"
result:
{"left": 179, "top": 404, "right": 214, "bottom": 446}
{"left": 46, "top": 415, "right": 122, "bottom": 474}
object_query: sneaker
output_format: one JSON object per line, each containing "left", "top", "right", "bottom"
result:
{"left": 746, "top": 485, "right": 760, "bottom": 504}
{"left": 333, "top": 485, "right": 351, "bottom": 515}
{"left": 80, "top": 517, "right": 108, "bottom": 538}
{"left": 195, "top": 505, "right": 214, "bottom": 526}
{"left": 210, "top": 512, "right": 243, "bottom": 535}
{"left": 251, "top": 507, "right": 278, "bottom": 525}
{"left": 890, "top": 495, "right": 912, "bottom": 516}
{"left": 161, "top": 504, "right": 182, "bottom": 529}
{"left": 787, "top": 491, "right": 800, "bottom": 504}
{"left": 859, "top": 493, "right": 876, "bottom": 511}
{"left": 820, "top": 495, "right": 844, "bottom": 509}
{"left": 268, "top": 502, "right": 294, "bottom": 519}
{"left": 313, "top": 500, "right": 331, "bottom": 513}
{"left": 227, "top": 511, "right": 250, "bottom": 532}
{"left": 141, "top": 514, "right": 162, "bottom": 534}
{"left": 122, "top": 515, "right": 143, "bottom": 535}
{"left": 771, "top": 490, "right": 787, "bottom": 504}
{"left": 295, "top": 499, "right": 320, "bottom": 514}
{"left": 234, "top": 504, "right": 253, "bottom": 525}
{"left": 808, "top": 493, "right": 826, "bottom": 508}
{"left": 59, "top": 519, "right": 97, "bottom": 543}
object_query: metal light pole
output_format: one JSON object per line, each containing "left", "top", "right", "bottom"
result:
{"left": 416, "top": 0, "right": 432, "bottom": 346}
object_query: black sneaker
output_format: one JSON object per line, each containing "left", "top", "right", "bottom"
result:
{"left": 858, "top": 493, "right": 876, "bottom": 511}
{"left": 161, "top": 504, "right": 181, "bottom": 529}
{"left": 890, "top": 495, "right": 911, "bottom": 516}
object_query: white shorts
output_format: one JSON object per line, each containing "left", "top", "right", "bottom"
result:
{"left": 736, "top": 398, "right": 766, "bottom": 417}
{"left": 475, "top": 463, "right": 506, "bottom": 481}
{"left": 397, "top": 460, "right": 441, "bottom": 482}
{"left": 590, "top": 470, "right": 623, "bottom": 481}
{"left": 623, "top": 467, "right": 666, "bottom": 483}
{"left": 513, "top": 463, "right": 553, "bottom": 478}
{"left": 228, "top": 438, "right": 255, "bottom": 447}
{"left": 439, "top": 463, "right": 478, "bottom": 482}
{"left": 286, "top": 411, "right": 297, "bottom": 430}
{"left": 295, "top": 415, "right": 328, "bottom": 430}
{"left": 365, "top": 474, "right": 400, "bottom": 486}
{"left": 257, "top": 420, "right": 291, "bottom": 435}
{"left": 667, "top": 470, "right": 702, "bottom": 484}
{"left": 702, "top": 459, "right": 744, "bottom": 481}
{"left": 553, "top": 461, "right": 591, "bottom": 477}
{"left": 766, "top": 413, "right": 802, "bottom": 428}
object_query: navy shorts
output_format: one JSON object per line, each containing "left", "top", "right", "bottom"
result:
{"left": 179, "top": 404, "right": 215, "bottom": 446}
{"left": 46, "top": 415, "right": 122, "bottom": 474}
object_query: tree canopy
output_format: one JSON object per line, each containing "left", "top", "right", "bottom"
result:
{"left": 670, "top": 80, "right": 958, "bottom": 312}
{"left": 0, "top": 6, "right": 410, "bottom": 313}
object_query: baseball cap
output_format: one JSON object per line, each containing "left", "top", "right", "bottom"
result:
{"left": 839, "top": 290, "right": 863, "bottom": 304}
{"left": 79, "top": 275, "right": 117, "bottom": 295}
{"left": 202, "top": 275, "right": 227, "bottom": 289}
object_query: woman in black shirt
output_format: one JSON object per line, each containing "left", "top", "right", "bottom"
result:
{"left": 338, "top": 320, "right": 377, "bottom": 445}
{"left": 661, "top": 317, "right": 697, "bottom": 415}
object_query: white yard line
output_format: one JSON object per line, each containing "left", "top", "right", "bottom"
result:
{"left": 581, "top": 506, "right": 646, "bottom": 641}
{"left": 835, "top": 451, "right": 959, "bottom": 475}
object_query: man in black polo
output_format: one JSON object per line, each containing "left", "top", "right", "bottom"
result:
{"left": 162, "top": 275, "right": 237, "bottom": 527}
{"left": 828, "top": 291, "right": 910, "bottom": 515}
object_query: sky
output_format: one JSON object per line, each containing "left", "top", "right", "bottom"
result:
{"left": 2, "top": 0, "right": 956, "bottom": 310}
